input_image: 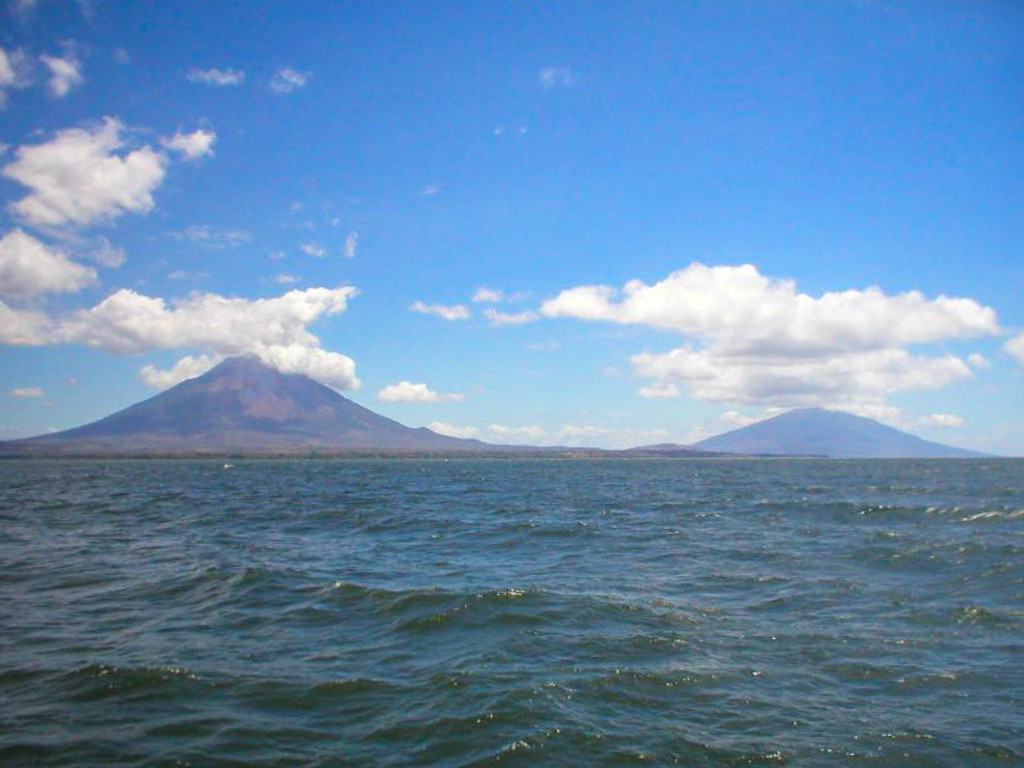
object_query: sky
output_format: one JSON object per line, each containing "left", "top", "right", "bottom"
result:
{"left": 1, "top": 0, "right": 1022, "bottom": 453}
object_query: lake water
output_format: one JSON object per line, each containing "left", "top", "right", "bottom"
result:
{"left": 1, "top": 458, "right": 1022, "bottom": 767}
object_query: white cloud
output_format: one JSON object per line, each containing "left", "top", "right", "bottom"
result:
{"left": 377, "top": 381, "right": 465, "bottom": 403}
{"left": 343, "top": 231, "right": 358, "bottom": 259}
{"left": 187, "top": 67, "right": 245, "bottom": 86}
{"left": 139, "top": 346, "right": 360, "bottom": 392}
{"left": 542, "top": 264, "right": 997, "bottom": 351}
{"left": 473, "top": 286, "right": 503, "bottom": 303}
{"left": 487, "top": 423, "right": 546, "bottom": 443}
{"left": 1006, "top": 334, "right": 1024, "bottom": 364}
{"left": 631, "top": 346, "right": 972, "bottom": 407}
{"left": 427, "top": 420, "right": 674, "bottom": 449}
{"left": 3, "top": 118, "right": 167, "bottom": 227}
{"left": 0, "top": 285, "right": 361, "bottom": 390}
{"left": 967, "top": 352, "right": 989, "bottom": 369}
{"left": 487, "top": 422, "right": 671, "bottom": 449}
{"left": 257, "top": 345, "right": 359, "bottom": 390}
{"left": 543, "top": 263, "right": 999, "bottom": 410}
{"left": 140, "top": 353, "right": 221, "bottom": 389}
{"left": 422, "top": 183, "right": 441, "bottom": 196}
{"left": 410, "top": 300, "right": 470, "bottom": 321}
{"left": 55, "top": 285, "right": 356, "bottom": 354}
{"left": 162, "top": 129, "right": 216, "bottom": 161}
{"left": 9, "top": 386, "right": 44, "bottom": 397}
{"left": 170, "top": 225, "right": 250, "bottom": 249}
{"left": 428, "top": 421, "right": 479, "bottom": 439}
{"left": 637, "top": 381, "right": 679, "bottom": 399}
{"left": 539, "top": 67, "right": 575, "bottom": 89}
{"left": 920, "top": 413, "right": 964, "bottom": 428}
{"left": 91, "top": 237, "right": 125, "bottom": 268}
{"left": 273, "top": 273, "right": 300, "bottom": 284}
{"left": 0, "top": 301, "right": 51, "bottom": 344}
{"left": 484, "top": 308, "right": 538, "bottom": 326}
{"left": 40, "top": 52, "right": 83, "bottom": 97}
{"left": 269, "top": 66, "right": 310, "bottom": 94}
{"left": 300, "top": 242, "right": 326, "bottom": 258}
{"left": 0, "top": 229, "right": 96, "bottom": 298}
{"left": 0, "top": 47, "right": 32, "bottom": 108}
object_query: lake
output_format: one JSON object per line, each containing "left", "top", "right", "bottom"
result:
{"left": 1, "top": 458, "right": 1022, "bottom": 766}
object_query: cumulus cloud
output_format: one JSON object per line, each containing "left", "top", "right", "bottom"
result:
{"left": 0, "top": 301, "right": 51, "bottom": 344}
{"left": 55, "top": 285, "right": 356, "bottom": 354}
{"left": 0, "top": 285, "right": 361, "bottom": 390}
{"left": 410, "top": 300, "right": 470, "bottom": 321}
{"left": 1006, "top": 334, "right": 1024, "bottom": 364}
{"left": 3, "top": 118, "right": 167, "bottom": 227}
{"left": 187, "top": 67, "right": 245, "bottom": 86}
{"left": 473, "top": 286, "right": 503, "bottom": 303}
{"left": 140, "top": 353, "right": 221, "bottom": 389}
{"left": 40, "top": 52, "right": 83, "bottom": 97}
{"left": 539, "top": 67, "right": 575, "bottom": 89}
{"left": 269, "top": 66, "right": 310, "bottom": 94}
{"left": 631, "top": 346, "right": 972, "bottom": 407}
{"left": 377, "top": 381, "right": 465, "bottom": 403}
{"left": 262, "top": 344, "right": 361, "bottom": 389}
{"left": 484, "top": 308, "right": 538, "bottom": 326}
{"left": 343, "top": 231, "right": 358, "bottom": 259}
{"left": 542, "top": 264, "right": 997, "bottom": 351}
{"left": 543, "top": 263, "right": 999, "bottom": 409}
{"left": 161, "top": 128, "right": 216, "bottom": 161}
{"left": 9, "top": 386, "right": 44, "bottom": 397}
{"left": 0, "top": 229, "right": 96, "bottom": 298}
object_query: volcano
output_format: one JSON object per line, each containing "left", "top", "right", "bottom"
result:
{"left": 693, "top": 407, "right": 987, "bottom": 458}
{"left": 1, "top": 356, "right": 493, "bottom": 455}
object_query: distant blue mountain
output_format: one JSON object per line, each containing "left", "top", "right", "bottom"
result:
{"left": 694, "top": 408, "right": 987, "bottom": 458}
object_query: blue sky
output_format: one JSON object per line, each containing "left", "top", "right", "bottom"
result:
{"left": 1, "top": 0, "right": 1022, "bottom": 452}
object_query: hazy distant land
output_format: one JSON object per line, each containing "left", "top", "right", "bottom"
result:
{"left": 0, "top": 357, "right": 987, "bottom": 459}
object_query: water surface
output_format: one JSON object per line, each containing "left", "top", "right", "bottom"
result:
{"left": 1, "top": 458, "right": 1022, "bottom": 766}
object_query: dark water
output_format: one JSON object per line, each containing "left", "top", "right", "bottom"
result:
{"left": 1, "top": 458, "right": 1023, "bottom": 767}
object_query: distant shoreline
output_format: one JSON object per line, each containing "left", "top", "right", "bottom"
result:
{"left": 1, "top": 450, "right": 1009, "bottom": 461}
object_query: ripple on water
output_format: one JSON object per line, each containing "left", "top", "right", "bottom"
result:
{"left": 0, "top": 457, "right": 1022, "bottom": 767}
